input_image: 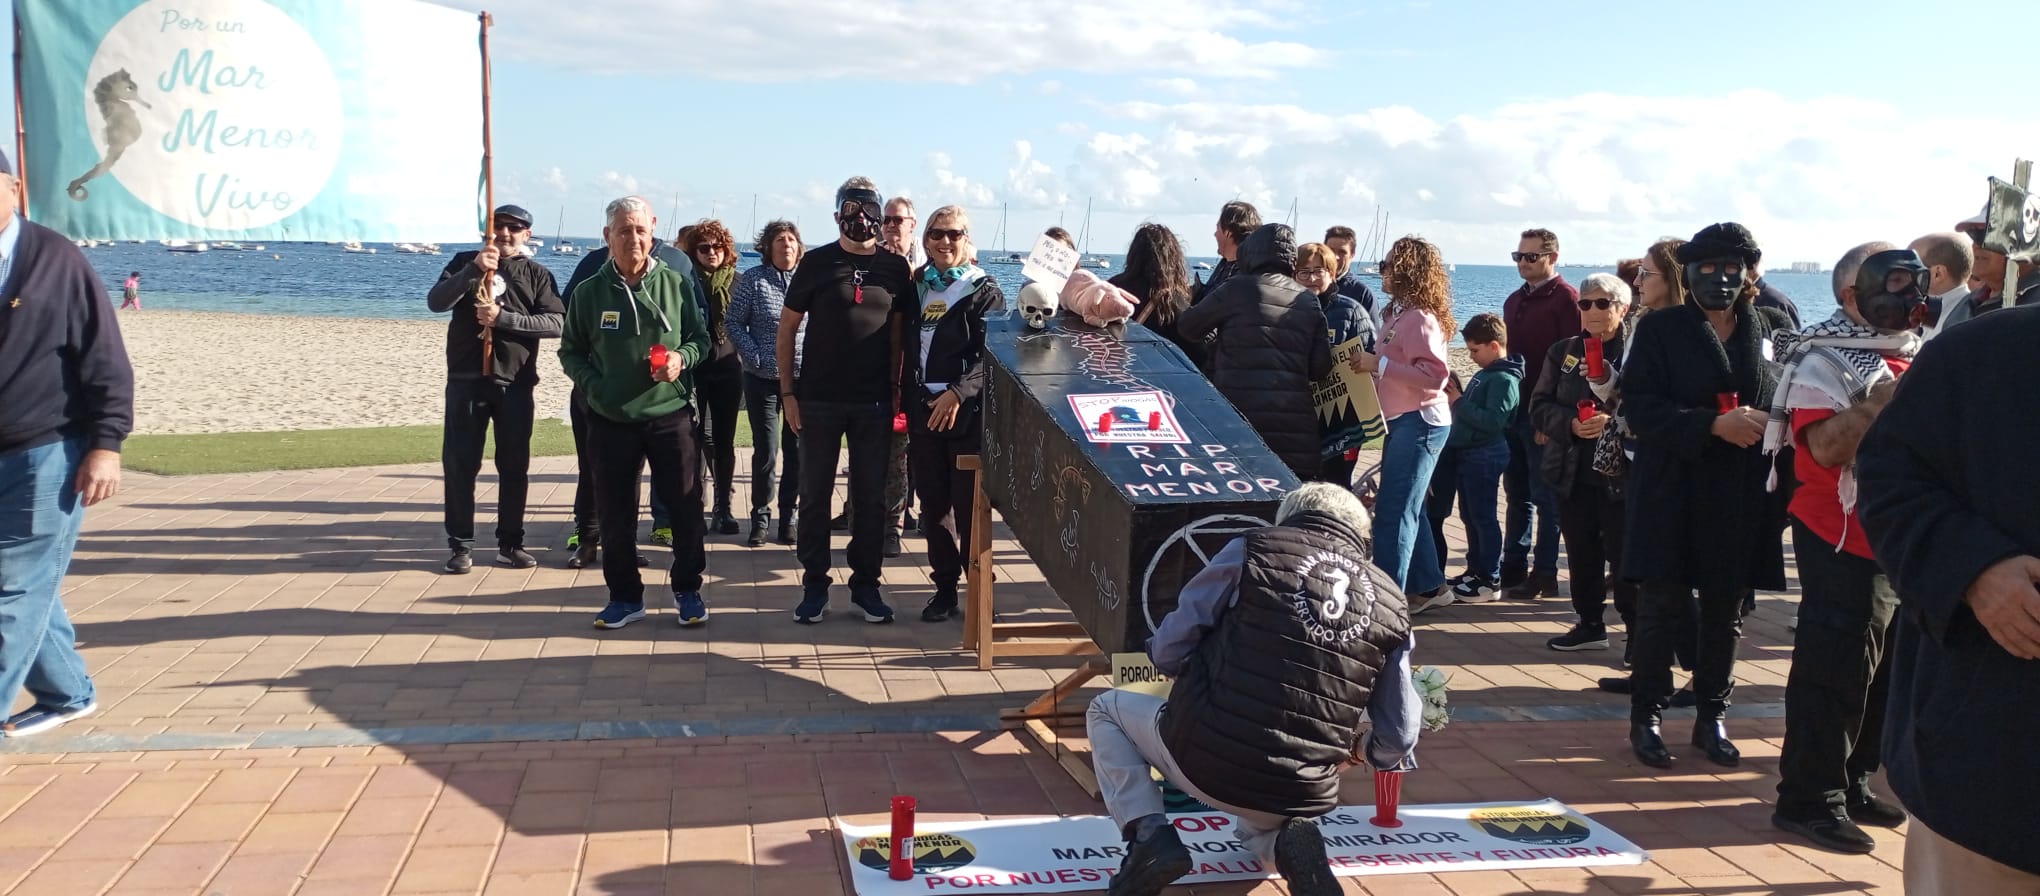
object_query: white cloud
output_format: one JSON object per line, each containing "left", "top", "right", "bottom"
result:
{"left": 1038, "top": 80, "right": 1064, "bottom": 96}
{"left": 1141, "top": 77, "right": 1201, "bottom": 97}
{"left": 984, "top": 89, "right": 2040, "bottom": 262}
{"left": 466, "top": 0, "right": 1324, "bottom": 81}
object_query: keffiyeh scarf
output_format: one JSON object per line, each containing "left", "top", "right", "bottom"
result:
{"left": 1762, "top": 310, "right": 1920, "bottom": 512}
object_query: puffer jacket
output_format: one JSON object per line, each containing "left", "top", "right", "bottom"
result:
{"left": 1530, "top": 319, "right": 1633, "bottom": 502}
{"left": 1177, "top": 224, "right": 1334, "bottom": 480}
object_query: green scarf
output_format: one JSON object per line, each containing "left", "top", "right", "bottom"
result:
{"left": 702, "top": 264, "right": 735, "bottom": 343}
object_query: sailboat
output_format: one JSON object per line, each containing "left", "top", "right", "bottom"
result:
{"left": 1076, "top": 199, "right": 1111, "bottom": 269}
{"left": 550, "top": 207, "right": 578, "bottom": 255}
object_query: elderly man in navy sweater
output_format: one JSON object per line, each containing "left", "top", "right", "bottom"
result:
{"left": 0, "top": 151, "right": 134, "bottom": 738}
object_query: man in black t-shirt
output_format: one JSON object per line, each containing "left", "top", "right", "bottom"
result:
{"left": 777, "top": 177, "right": 917, "bottom": 624}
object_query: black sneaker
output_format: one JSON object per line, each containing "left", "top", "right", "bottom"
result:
{"left": 635, "top": 552, "right": 651, "bottom": 568}
{"left": 1499, "top": 560, "right": 1529, "bottom": 589}
{"left": 1547, "top": 623, "right": 1610, "bottom": 651}
{"left": 777, "top": 521, "right": 795, "bottom": 545}
{"left": 496, "top": 547, "right": 538, "bottom": 569}
{"left": 850, "top": 587, "right": 895, "bottom": 624}
{"left": 566, "top": 540, "right": 599, "bottom": 569}
{"left": 713, "top": 509, "right": 740, "bottom": 535}
{"left": 1451, "top": 576, "right": 1502, "bottom": 603}
{"left": 883, "top": 532, "right": 903, "bottom": 558}
{"left": 1846, "top": 789, "right": 1908, "bottom": 828}
{"left": 794, "top": 586, "right": 830, "bottom": 624}
{"left": 1773, "top": 811, "right": 1875, "bottom": 855}
{"left": 1108, "top": 824, "right": 1191, "bottom": 896}
{"left": 1504, "top": 571, "right": 1559, "bottom": 600}
{"left": 444, "top": 549, "right": 473, "bottom": 575}
{"left": 921, "top": 586, "right": 959, "bottom": 622}
{"left": 1272, "top": 818, "right": 1339, "bottom": 896}
{"left": 747, "top": 522, "right": 768, "bottom": 547}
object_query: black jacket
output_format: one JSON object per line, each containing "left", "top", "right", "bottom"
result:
{"left": 1161, "top": 511, "right": 1409, "bottom": 817}
{"left": 905, "top": 271, "right": 1005, "bottom": 443}
{"left": 1530, "top": 321, "right": 1632, "bottom": 502}
{"left": 0, "top": 219, "right": 134, "bottom": 454}
{"left": 1857, "top": 305, "right": 2040, "bottom": 875}
{"left": 1618, "top": 302, "right": 1792, "bottom": 590}
{"left": 1177, "top": 225, "right": 1334, "bottom": 480}
{"left": 426, "top": 250, "right": 565, "bottom": 384}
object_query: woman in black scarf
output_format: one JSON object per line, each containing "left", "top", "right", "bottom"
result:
{"left": 1619, "top": 223, "right": 1793, "bottom": 769}
{"left": 681, "top": 220, "right": 746, "bottom": 536}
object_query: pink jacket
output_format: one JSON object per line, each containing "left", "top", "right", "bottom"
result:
{"left": 1374, "top": 304, "right": 1451, "bottom": 420}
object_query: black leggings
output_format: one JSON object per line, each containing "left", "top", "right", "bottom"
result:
{"left": 695, "top": 362, "right": 743, "bottom": 514}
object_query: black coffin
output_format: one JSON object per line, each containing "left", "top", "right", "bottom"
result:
{"left": 980, "top": 315, "right": 1301, "bottom": 653}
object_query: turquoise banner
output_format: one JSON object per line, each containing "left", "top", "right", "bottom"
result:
{"left": 16, "top": 0, "right": 484, "bottom": 242}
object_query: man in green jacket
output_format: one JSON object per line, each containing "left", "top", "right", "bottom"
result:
{"left": 560, "top": 196, "right": 712, "bottom": 629}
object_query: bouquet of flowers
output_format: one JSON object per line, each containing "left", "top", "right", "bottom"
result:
{"left": 1412, "top": 665, "right": 1451, "bottom": 731}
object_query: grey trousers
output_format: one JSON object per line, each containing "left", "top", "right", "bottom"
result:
{"left": 1086, "top": 689, "right": 1291, "bottom": 863}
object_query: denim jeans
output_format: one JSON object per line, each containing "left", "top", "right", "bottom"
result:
{"left": 442, "top": 378, "right": 534, "bottom": 550}
{"left": 796, "top": 400, "right": 892, "bottom": 588}
{"left": 740, "top": 373, "right": 782, "bottom": 524}
{"left": 1373, "top": 413, "right": 1448, "bottom": 594}
{"left": 0, "top": 438, "right": 97, "bottom": 713}
{"left": 1454, "top": 440, "right": 1510, "bottom": 582}
{"left": 1503, "top": 424, "right": 1561, "bottom": 575}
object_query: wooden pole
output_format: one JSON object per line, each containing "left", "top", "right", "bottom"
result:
{"left": 14, "top": 15, "right": 29, "bottom": 219}
{"left": 477, "top": 11, "right": 497, "bottom": 376}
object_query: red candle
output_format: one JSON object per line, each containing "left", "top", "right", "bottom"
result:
{"left": 649, "top": 343, "right": 668, "bottom": 374}
{"left": 1147, "top": 411, "right": 1162, "bottom": 431}
{"left": 1716, "top": 392, "right": 1740, "bottom": 414}
{"left": 1371, "top": 770, "right": 1404, "bottom": 828}
{"left": 893, "top": 412, "right": 908, "bottom": 434}
{"left": 1098, "top": 412, "right": 1113, "bottom": 434}
{"left": 889, "top": 795, "right": 917, "bottom": 880}
{"left": 1577, "top": 399, "right": 1597, "bottom": 423}
{"left": 1584, "top": 337, "right": 1604, "bottom": 378}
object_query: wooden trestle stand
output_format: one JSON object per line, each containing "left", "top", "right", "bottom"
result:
{"left": 957, "top": 454, "right": 1105, "bottom": 797}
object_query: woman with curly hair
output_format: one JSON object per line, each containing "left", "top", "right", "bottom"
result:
{"left": 1350, "top": 236, "right": 1456, "bottom": 609}
{"left": 680, "top": 219, "right": 746, "bottom": 536}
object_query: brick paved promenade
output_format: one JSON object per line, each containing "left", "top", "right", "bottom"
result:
{"left": 0, "top": 453, "right": 1904, "bottom": 894}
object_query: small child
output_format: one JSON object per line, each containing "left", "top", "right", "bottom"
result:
{"left": 1422, "top": 313, "right": 1521, "bottom": 608}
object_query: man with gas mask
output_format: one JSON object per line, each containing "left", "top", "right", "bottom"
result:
{"left": 1761, "top": 244, "right": 1924, "bottom": 853}
{"left": 1617, "top": 223, "right": 1795, "bottom": 770}
{"left": 777, "top": 177, "right": 915, "bottom": 624}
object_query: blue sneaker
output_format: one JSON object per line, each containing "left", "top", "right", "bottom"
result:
{"left": 593, "top": 602, "right": 646, "bottom": 630}
{"left": 676, "top": 592, "right": 707, "bottom": 626}
{"left": 850, "top": 587, "right": 895, "bottom": 624}
{"left": 794, "top": 586, "right": 830, "bottom": 624}
{"left": 3, "top": 701, "right": 98, "bottom": 738}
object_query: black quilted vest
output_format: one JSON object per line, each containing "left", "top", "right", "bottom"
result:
{"left": 1158, "top": 511, "right": 1411, "bottom": 817}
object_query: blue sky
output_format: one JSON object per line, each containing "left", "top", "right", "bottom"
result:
{"left": 9, "top": 0, "right": 2037, "bottom": 264}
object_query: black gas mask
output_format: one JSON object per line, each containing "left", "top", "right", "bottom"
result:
{"left": 836, "top": 188, "right": 884, "bottom": 243}
{"left": 1683, "top": 258, "right": 1746, "bottom": 311}
{"left": 1853, "top": 249, "right": 1931, "bottom": 333}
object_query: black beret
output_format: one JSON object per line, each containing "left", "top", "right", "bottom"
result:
{"left": 1676, "top": 222, "right": 1762, "bottom": 267}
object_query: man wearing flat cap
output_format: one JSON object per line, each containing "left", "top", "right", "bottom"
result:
{"left": 1616, "top": 222, "right": 1794, "bottom": 771}
{"left": 426, "top": 204, "right": 566, "bottom": 574}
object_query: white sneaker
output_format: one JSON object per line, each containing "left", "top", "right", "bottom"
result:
{"left": 1410, "top": 586, "right": 1455, "bottom": 615}
{"left": 2, "top": 701, "right": 97, "bottom": 738}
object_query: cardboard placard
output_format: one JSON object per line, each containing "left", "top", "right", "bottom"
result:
{"left": 1021, "top": 233, "right": 1081, "bottom": 293}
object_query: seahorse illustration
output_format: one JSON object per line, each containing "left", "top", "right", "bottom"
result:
{"left": 68, "top": 70, "right": 151, "bottom": 201}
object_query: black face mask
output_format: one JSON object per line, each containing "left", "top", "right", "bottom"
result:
{"left": 1684, "top": 259, "right": 1746, "bottom": 311}
{"left": 835, "top": 188, "right": 883, "bottom": 243}
{"left": 1854, "top": 249, "right": 1931, "bottom": 333}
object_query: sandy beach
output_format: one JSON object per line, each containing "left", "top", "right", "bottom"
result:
{"left": 119, "top": 310, "right": 578, "bottom": 434}
{"left": 118, "top": 309, "right": 1477, "bottom": 434}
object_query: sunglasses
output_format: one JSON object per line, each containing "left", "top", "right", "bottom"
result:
{"left": 1295, "top": 268, "right": 1329, "bottom": 278}
{"left": 1511, "top": 251, "right": 1548, "bottom": 263}
{"left": 884, "top": 215, "right": 912, "bottom": 226}
{"left": 493, "top": 221, "right": 529, "bottom": 232}
{"left": 1637, "top": 268, "right": 1659, "bottom": 279}
{"left": 925, "top": 228, "right": 968, "bottom": 243}
{"left": 1577, "top": 298, "right": 1622, "bottom": 311}
{"left": 695, "top": 242, "right": 727, "bottom": 253}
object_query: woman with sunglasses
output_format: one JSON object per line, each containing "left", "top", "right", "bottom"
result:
{"left": 903, "top": 206, "right": 1005, "bottom": 622}
{"left": 1529, "top": 274, "right": 1638, "bottom": 656}
{"left": 1347, "top": 236, "right": 1455, "bottom": 606}
{"left": 680, "top": 220, "right": 747, "bottom": 537}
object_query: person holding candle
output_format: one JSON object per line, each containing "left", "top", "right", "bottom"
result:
{"left": 1529, "top": 273, "right": 1638, "bottom": 652}
{"left": 559, "top": 197, "right": 712, "bottom": 629}
{"left": 1084, "top": 483, "right": 1420, "bottom": 896}
{"left": 1616, "top": 223, "right": 1794, "bottom": 769}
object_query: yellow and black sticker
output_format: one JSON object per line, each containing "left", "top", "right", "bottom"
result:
{"left": 1469, "top": 806, "right": 1594, "bottom": 845}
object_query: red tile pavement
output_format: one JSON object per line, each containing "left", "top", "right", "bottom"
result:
{"left": 0, "top": 453, "right": 1888, "bottom": 894}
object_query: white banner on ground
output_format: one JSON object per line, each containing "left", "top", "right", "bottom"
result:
{"left": 839, "top": 799, "right": 1647, "bottom": 895}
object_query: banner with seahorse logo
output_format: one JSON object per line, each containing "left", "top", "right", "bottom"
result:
{"left": 16, "top": 0, "right": 483, "bottom": 242}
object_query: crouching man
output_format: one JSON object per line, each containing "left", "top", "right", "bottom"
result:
{"left": 1086, "top": 483, "right": 1421, "bottom": 896}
